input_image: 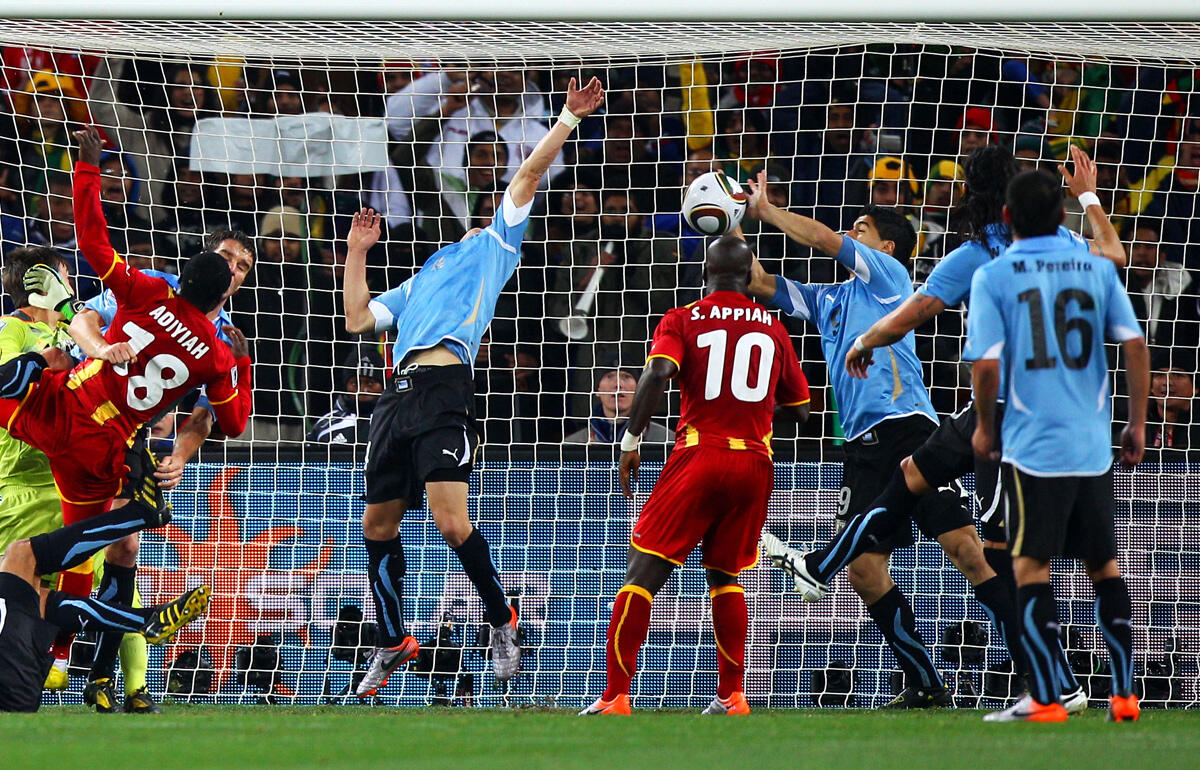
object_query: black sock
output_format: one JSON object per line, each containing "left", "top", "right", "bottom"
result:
{"left": 452, "top": 528, "right": 510, "bottom": 627}
{"left": 1094, "top": 577, "right": 1135, "bottom": 698}
{"left": 30, "top": 502, "right": 156, "bottom": 574}
{"left": 867, "top": 586, "right": 943, "bottom": 691}
{"left": 364, "top": 534, "right": 407, "bottom": 647}
{"left": 805, "top": 469, "right": 918, "bottom": 583}
{"left": 89, "top": 562, "right": 137, "bottom": 681}
{"left": 983, "top": 546, "right": 1015, "bottom": 593}
{"left": 1017, "top": 582, "right": 1060, "bottom": 706}
{"left": 973, "top": 575, "right": 1026, "bottom": 678}
{"left": 43, "top": 589, "right": 149, "bottom": 636}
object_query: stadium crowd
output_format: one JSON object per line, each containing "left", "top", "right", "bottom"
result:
{"left": 0, "top": 46, "right": 1197, "bottom": 454}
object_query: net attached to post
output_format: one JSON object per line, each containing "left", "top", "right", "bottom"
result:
{"left": 0, "top": 20, "right": 1196, "bottom": 707}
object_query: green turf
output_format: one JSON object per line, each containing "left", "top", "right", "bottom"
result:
{"left": 3, "top": 706, "right": 1197, "bottom": 769}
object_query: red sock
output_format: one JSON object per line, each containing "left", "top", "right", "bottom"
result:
{"left": 710, "top": 584, "right": 747, "bottom": 699}
{"left": 51, "top": 566, "right": 94, "bottom": 661}
{"left": 603, "top": 585, "right": 653, "bottom": 700}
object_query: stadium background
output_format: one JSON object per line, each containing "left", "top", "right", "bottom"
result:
{"left": 0, "top": 21, "right": 1196, "bottom": 709}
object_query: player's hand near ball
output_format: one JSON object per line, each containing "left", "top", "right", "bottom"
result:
{"left": 564, "top": 76, "right": 605, "bottom": 120}
{"left": 744, "top": 170, "right": 774, "bottom": 222}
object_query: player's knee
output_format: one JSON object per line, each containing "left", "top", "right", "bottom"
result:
{"left": 942, "top": 530, "right": 988, "bottom": 581}
{"left": 433, "top": 516, "right": 472, "bottom": 548}
{"left": 899, "top": 456, "right": 932, "bottom": 496}
{"left": 847, "top": 559, "right": 890, "bottom": 600}
{"left": 104, "top": 534, "right": 139, "bottom": 566}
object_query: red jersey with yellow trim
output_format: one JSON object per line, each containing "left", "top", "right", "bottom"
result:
{"left": 71, "top": 161, "right": 252, "bottom": 439}
{"left": 647, "top": 291, "right": 809, "bottom": 457}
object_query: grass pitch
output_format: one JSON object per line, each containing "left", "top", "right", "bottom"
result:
{"left": 4, "top": 706, "right": 1198, "bottom": 769}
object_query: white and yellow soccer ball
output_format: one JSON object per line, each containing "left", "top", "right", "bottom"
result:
{"left": 682, "top": 171, "right": 749, "bottom": 235}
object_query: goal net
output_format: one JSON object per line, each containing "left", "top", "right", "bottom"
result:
{"left": 1, "top": 19, "right": 1197, "bottom": 708}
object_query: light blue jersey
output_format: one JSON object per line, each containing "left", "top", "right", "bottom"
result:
{"left": 369, "top": 190, "right": 531, "bottom": 367}
{"left": 78, "top": 269, "right": 234, "bottom": 414}
{"left": 767, "top": 235, "right": 937, "bottom": 441}
{"left": 963, "top": 234, "right": 1143, "bottom": 476}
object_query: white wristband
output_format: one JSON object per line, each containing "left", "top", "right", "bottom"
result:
{"left": 557, "top": 106, "right": 581, "bottom": 129}
{"left": 620, "top": 429, "right": 642, "bottom": 453}
{"left": 853, "top": 335, "right": 870, "bottom": 353}
{"left": 1077, "top": 191, "right": 1102, "bottom": 210}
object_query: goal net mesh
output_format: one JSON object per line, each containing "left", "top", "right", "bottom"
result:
{"left": 0, "top": 19, "right": 1196, "bottom": 708}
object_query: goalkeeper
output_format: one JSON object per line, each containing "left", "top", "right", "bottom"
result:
{"left": 0, "top": 248, "right": 164, "bottom": 713}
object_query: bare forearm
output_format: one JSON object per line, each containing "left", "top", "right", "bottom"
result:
{"left": 971, "top": 361, "right": 1001, "bottom": 433}
{"left": 173, "top": 408, "right": 213, "bottom": 463}
{"left": 748, "top": 257, "right": 776, "bottom": 300}
{"left": 626, "top": 371, "right": 670, "bottom": 436}
{"left": 759, "top": 204, "right": 841, "bottom": 257}
{"left": 69, "top": 310, "right": 107, "bottom": 359}
{"left": 861, "top": 293, "right": 947, "bottom": 349}
{"left": 1123, "top": 337, "right": 1150, "bottom": 428}
{"left": 1085, "top": 203, "right": 1127, "bottom": 268}
{"left": 342, "top": 252, "right": 374, "bottom": 334}
{"left": 508, "top": 120, "right": 572, "bottom": 209}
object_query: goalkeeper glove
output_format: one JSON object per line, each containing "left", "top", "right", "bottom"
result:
{"left": 23, "top": 264, "right": 84, "bottom": 321}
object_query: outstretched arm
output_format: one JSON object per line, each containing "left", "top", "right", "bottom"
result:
{"left": 506, "top": 77, "right": 604, "bottom": 209}
{"left": 746, "top": 170, "right": 844, "bottom": 258}
{"left": 618, "top": 357, "right": 678, "bottom": 499}
{"left": 1060, "top": 144, "right": 1126, "bottom": 268}
{"left": 343, "top": 208, "right": 382, "bottom": 334}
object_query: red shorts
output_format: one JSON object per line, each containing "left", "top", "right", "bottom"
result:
{"left": 631, "top": 446, "right": 773, "bottom": 575}
{"left": 1, "top": 370, "right": 129, "bottom": 522}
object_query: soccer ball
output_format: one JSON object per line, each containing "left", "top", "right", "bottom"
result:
{"left": 682, "top": 171, "right": 749, "bottom": 235}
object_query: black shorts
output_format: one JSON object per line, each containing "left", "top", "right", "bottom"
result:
{"left": 1002, "top": 464, "right": 1117, "bottom": 564}
{"left": 364, "top": 364, "right": 479, "bottom": 508}
{"left": 842, "top": 415, "right": 973, "bottom": 554}
{"left": 0, "top": 573, "right": 56, "bottom": 713}
{"left": 910, "top": 402, "right": 1006, "bottom": 543}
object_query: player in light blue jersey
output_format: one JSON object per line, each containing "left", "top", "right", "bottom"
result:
{"left": 742, "top": 171, "right": 1019, "bottom": 708}
{"left": 965, "top": 169, "right": 1148, "bottom": 723}
{"left": 59, "top": 228, "right": 254, "bottom": 711}
{"left": 342, "top": 77, "right": 605, "bottom": 695}
{"left": 773, "top": 146, "right": 1127, "bottom": 710}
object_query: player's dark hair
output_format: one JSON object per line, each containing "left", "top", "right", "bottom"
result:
{"left": 956, "top": 145, "right": 1019, "bottom": 256}
{"left": 859, "top": 205, "right": 917, "bottom": 265}
{"left": 178, "top": 250, "right": 232, "bottom": 313}
{"left": 1006, "top": 170, "right": 1063, "bottom": 239}
{"left": 204, "top": 228, "right": 257, "bottom": 266}
{"left": 2, "top": 247, "right": 68, "bottom": 309}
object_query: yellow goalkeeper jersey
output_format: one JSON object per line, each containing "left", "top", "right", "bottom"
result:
{"left": 0, "top": 311, "right": 72, "bottom": 489}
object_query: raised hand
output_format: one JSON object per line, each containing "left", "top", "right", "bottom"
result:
{"left": 1059, "top": 143, "right": 1099, "bottom": 200}
{"left": 72, "top": 125, "right": 104, "bottom": 167}
{"left": 745, "top": 169, "right": 770, "bottom": 220}
{"left": 348, "top": 208, "right": 381, "bottom": 255}
{"left": 564, "top": 76, "right": 605, "bottom": 119}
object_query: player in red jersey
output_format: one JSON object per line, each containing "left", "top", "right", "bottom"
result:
{"left": 0, "top": 127, "right": 253, "bottom": 525}
{"left": 581, "top": 235, "right": 811, "bottom": 717}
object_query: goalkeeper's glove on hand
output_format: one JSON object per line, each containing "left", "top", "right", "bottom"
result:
{"left": 23, "top": 264, "right": 84, "bottom": 321}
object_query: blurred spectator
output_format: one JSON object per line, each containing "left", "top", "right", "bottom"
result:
{"left": 474, "top": 338, "right": 548, "bottom": 444}
{"left": 792, "top": 94, "right": 869, "bottom": 230}
{"left": 563, "top": 366, "right": 674, "bottom": 445}
{"left": 1122, "top": 219, "right": 1199, "bottom": 351}
{"left": 97, "top": 147, "right": 152, "bottom": 234}
{"left": 263, "top": 69, "right": 305, "bottom": 115}
{"left": 922, "top": 160, "right": 964, "bottom": 232}
{"left": 1012, "top": 134, "right": 1043, "bottom": 172}
{"left": 274, "top": 174, "right": 332, "bottom": 245}
{"left": 306, "top": 347, "right": 386, "bottom": 446}
{"left": 1, "top": 173, "right": 100, "bottom": 299}
{"left": 225, "top": 173, "right": 262, "bottom": 235}
{"left": 719, "top": 55, "right": 781, "bottom": 111}
{"left": 10, "top": 71, "right": 88, "bottom": 194}
{"left": 866, "top": 156, "right": 918, "bottom": 209}
{"left": 1142, "top": 350, "right": 1200, "bottom": 462}
{"left": 1127, "top": 119, "right": 1200, "bottom": 270}
{"left": 953, "top": 106, "right": 997, "bottom": 163}
{"left": 714, "top": 108, "right": 770, "bottom": 184}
